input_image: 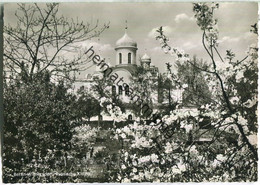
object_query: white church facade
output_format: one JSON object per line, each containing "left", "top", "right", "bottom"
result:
{"left": 73, "top": 28, "right": 184, "bottom": 121}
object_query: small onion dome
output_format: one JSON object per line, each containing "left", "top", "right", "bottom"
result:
{"left": 116, "top": 32, "right": 137, "bottom": 49}
{"left": 141, "top": 53, "right": 151, "bottom": 61}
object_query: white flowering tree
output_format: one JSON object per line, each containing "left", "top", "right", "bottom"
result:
{"left": 154, "top": 2, "right": 257, "bottom": 180}
{"left": 110, "top": 106, "right": 253, "bottom": 182}
{"left": 107, "top": 3, "right": 257, "bottom": 182}
{"left": 90, "top": 77, "right": 129, "bottom": 123}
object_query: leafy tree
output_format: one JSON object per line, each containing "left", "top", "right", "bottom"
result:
{"left": 176, "top": 56, "right": 212, "bottom": 107}
{"left": 77, "top": 88, "right": 100, "bottom": 122}
{"left": 156, "top": 73, "right": 178, "bottom": 115}
{"left": 3, "top": 72, "right": 80, "bottom": 182}
{"left": 3, "top": 3, "right": 109, "bottom": 182}
{"left": 129, "top": 65, "right": 156, "bottom": 119}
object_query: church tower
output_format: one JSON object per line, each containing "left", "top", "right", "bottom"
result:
{"left": 115, "top": 24, "right": 137, "bottom": 66}
{"left": 141, "top": 53, "right": 151, "bottom": 69}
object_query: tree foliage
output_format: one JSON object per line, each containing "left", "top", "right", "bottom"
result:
{"left": 3, "top": 72, "right": 80, "bottom": 182}
{"left": 129, "top": 65, "right": 157, "bottom": 118}
{"left": 176, "top": 56, "right": 212, "bottom": 107}
{"left": 76, "top": 88, "right": 100, "bottom": 122}
{"left": 3, "top": 3, "right": 109, "bottom": 182}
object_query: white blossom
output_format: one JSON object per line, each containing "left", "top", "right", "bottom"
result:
{"left": 150, "top": 154, "right": 159, "bottom": 163}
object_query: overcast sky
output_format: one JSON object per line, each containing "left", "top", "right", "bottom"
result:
{"left": 4, "top": 2, "right": 258, "bottom": 77}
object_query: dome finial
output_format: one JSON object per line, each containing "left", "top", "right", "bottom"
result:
{"left": 115, "top": 21, "right": 137, "bottom": 49}
{"left": 125, "top": 20, "right": 128, "bottom": 33}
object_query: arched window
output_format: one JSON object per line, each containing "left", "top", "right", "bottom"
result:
{"left": 125, "top": 85, "right": 129, "bottom": 96}
{"left": 119, "top": 85, "right": 123, "bottom": 95}
{"left": 128, "top": 53, "right": 131, "bottom": 64}
{"left": 112, "top": 85, "right": 116, "bottom": 95}
{"left": 119, "top": 53, "right": 122, "bottom": 64}
{"left": 128, "top": 114, "right": 133, "bottom": 120}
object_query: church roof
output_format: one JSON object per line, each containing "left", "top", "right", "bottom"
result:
{"left": 116, "top": 32, "right": 137, "bottom": 49}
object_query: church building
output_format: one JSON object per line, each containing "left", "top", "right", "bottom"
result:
{"left": 73, "top": 27, "right": 183, "bottom": 120}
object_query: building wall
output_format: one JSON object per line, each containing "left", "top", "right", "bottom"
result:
{"left": 111, "top": 69, "right": 132, "bottom": 84}
{"left": 115, "top": 48, "right": 137, "bottom": 65}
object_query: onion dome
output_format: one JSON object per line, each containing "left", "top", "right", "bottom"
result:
{"left": 141, "top": 53, "right": 151, "bottom": 61}
{"left": 116, "top": 32, "right": 137, "bottom": 49}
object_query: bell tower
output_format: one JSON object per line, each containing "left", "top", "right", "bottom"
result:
{"left": 141, "top": 53, "right": 151, "bottom": 69}
{"left": 115, "top": 22, "right": 137, "bottom": 66}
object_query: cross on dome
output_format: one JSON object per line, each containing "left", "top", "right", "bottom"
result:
{"left": 125, "top": 20, "right": 128, "bottom": 32}
{"left": 115, "top": 21, "right": 137, "bottom": 49}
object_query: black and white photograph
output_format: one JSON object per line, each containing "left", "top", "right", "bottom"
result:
{"left": 0, "top": 1, "right": 258, "bottom": 183}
